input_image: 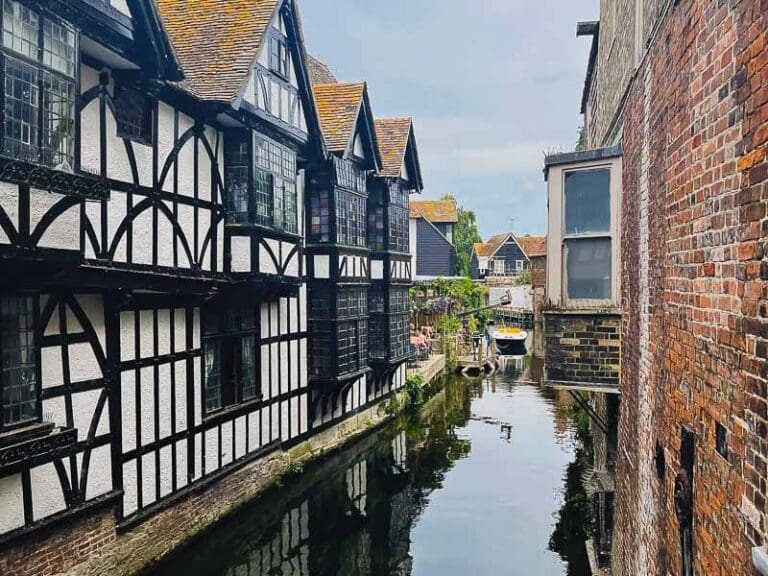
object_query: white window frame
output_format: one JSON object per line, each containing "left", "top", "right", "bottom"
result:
{"left": 515, "top": 260, "right": 525, "bottom": 272}
{"left": 493, "top": 258, "right": 505, "bottom": 275}
{"left": 546, "top": 155, "right": 622, "bottom": 310}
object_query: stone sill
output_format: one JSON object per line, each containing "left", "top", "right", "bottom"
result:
{"left": 753, "top": 547, "right": 768, "bottom": 576}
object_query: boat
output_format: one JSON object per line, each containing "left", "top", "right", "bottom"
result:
{"left": 490, "top": 326, "right": 528, "bottom": 356}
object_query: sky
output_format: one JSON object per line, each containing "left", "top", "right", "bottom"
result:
{"left": 300, "top": 0, "right": 598, "bottom": 240}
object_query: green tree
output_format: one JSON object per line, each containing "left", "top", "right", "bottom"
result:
{"left": 441, "top": 194, "right": 482, "bottom": 277}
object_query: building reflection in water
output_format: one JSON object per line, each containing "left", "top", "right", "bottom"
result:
{"left": 147, "top": 369, "right": 593, "bottom": 576}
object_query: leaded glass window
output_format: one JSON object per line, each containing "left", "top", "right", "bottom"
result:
{"left": 335, "top": 189, "right": 366, "bottom": 247}
{"left": 334, "top": 157, "right": 366, "bottom": 193}
{"left": 368, "top": 205, "right": 385, "bottom": 251}
{"left": 115, "top": 84, "right": 153, "bottom": 144}
{"left": 389, "top": 205, "right": 408, "bottom": 253}
{"left": 369, "top": 316, "right": 386, "bottom": 360}
{"left": 1, "top": 0, "right": 77, "bottom": 170}
{"left": 1, "top": 294, "right": 38, "bottom": 429}
{"left": 224, "top": 133, "right": 297, "bottom": 232}
{"left": 309, "top": 189, "right": 330, "bottom": 242}
{"left": 202, "top": 307, "right": 260, "bottom": 415}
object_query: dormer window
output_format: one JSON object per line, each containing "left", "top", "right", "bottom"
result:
{"left": 1, "top": 0, "right": 77, "bottom": 170}
{"left": 224, "top": 131, "right": 298, "bottom": 234}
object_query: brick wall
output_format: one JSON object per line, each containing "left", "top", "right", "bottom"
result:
{"left": 584, "top": 0, "right": 667, "bottom": 148}
{"left": 543, "top": 312, "right": 621, "bottom": 385}
{"left": 613, "top": 1, "right": 768, "bottom": 575}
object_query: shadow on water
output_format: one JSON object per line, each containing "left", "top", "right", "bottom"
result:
{"left": 145, "top": 362, "right": 593, "bottom": 576}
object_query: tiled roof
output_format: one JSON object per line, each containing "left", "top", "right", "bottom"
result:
{"left": 155, "top": 0, "right": 279, "bottom": 101}
{"left": 375, "top": 118, "right": 412, "bottom": 178}
{"left": 313, "top": 82, "right": 366, "bottom": 153}
{"left": 474, "top": 242, "right": 492, "bottom": 258}
{"left": 308, "top": 54, "right": 337, "bottom": 85}
{"left": 409, "top": 200, "right": 458, "bottom": 223}
{"left": 517, "top": 235, "right": 547, "bottom": 257}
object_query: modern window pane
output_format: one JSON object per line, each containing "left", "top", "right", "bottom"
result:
{"left": 4, "top": 56, "right": 39, "bottom": 162}
{"left": 2, "top": 0, "right": 38, "bottom": 60}
{"left": 1, "top": 295, "right": 37, "bottom": 427}
{"left": 565, "top": 237, "right": 612, "bottom": 300}
{"left": 41, "top": 71, "right": 75, "bottom": 170}
{"left": 564, "top": 168, "right": 610, "bottom": 234}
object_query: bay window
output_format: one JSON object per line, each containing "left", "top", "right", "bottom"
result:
{"left": 224, "top": 132, "right": 298, "bottom": 234}
{"left": 544, "top": 146, "right": 621, "bottom": 308}
{"left": 1, "top": 294, "right": 39, "bottom": 430}
{"left": 1, "top": 0, "right": 77, "bottom": 170}
{"left": 308, "top": 288, "right": 368, "bottom": 378}
{"left": 203, "top": 308, "right": 260, "bottom": 415}
{"left": 563, "top": 168, "right": 611, "bottom": 300}
{"left": 388, "top": 182, "right": 409, "bottom": 253}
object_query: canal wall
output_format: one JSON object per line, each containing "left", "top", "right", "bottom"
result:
{"left": 0, "top": 360, "right": 447, "bottom": 576}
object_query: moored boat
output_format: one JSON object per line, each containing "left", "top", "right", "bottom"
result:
{"left": 491, "top": 326, "right": 528, "bottom": 356}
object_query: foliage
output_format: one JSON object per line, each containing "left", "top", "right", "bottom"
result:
{"left": 440, "top": 194, "right": 482, "bottom": 277}
{"left": 576, "top": 123, "right": 587, "bottom": 152}
{"left": 405, "top": 374, "right": 425, "bottom": 409}
{"left": 515, "top": 269, "right": 532, "bottom": 285}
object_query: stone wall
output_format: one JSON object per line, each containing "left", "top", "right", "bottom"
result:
{"left": 0, "top": 394, "right": 407, "bottom": 576}
{"left": 613, "top": 1, "right": 768, "bottom": 575}
{"left": 543, "top": 312, "right": 621, "bottom": 385}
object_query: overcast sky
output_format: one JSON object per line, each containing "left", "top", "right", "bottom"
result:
{"left": 300, "top": 0, "right": 598, "bottom": 239}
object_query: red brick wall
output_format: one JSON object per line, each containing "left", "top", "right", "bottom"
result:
{"left": 614, "top": 1, "right": 768, "bottom": 575}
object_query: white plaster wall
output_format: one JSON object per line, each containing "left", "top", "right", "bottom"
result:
{"left": 371, "top": 260, "right": 384, "bottom": 280}
{"left": 71, "top": 389, "right": 103, "bottom": 441}
{"left": 0, "top": 182, "right": 18, "bottom": 242}
{"left": 176, "top": 203, "right": 195, "bottom": 267}
{"left": 81, "top": 444, "right": 112, "bottom": 501}
{"left": 109, "top": 0, "right": 130, "bottom": 16}
{"left": 123, "top": 460, "right": 138, "bottom": 516}
{"left": 30, "top": 463, "right": 66, "bottom": 521}
{"left": 121, "top": 369, "right": 136, "bottom": 452}
{"left": 0, "top": 474, "right": 24, "bottom": 533}
{"left": 108, "top": 189, "right": 128, "bottom": 262}
{"left": 158, "top": 102, "right": 176, "bottom": 194}
{"left": 177, "top": 114, "right": 195, "bottom": 198}
{"left": 80, "top": 66, "right": 101, "bottom": 176}
{"left": 105, "top": 95, "right": 134, "bottom": 185}
{"left": 29, "top": 190, "right": 79, "bottom": 251}
{"left": 314, "top": 255, "right": 329, "bottom": 279}
{"left": 156, "top": 208, "right": 175, "bottom": 268}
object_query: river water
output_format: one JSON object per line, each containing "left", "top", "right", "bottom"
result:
{"left": 146, "top": 358, "right": 592, "bottom": 576}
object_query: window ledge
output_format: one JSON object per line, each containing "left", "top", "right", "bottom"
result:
{"left": 203, "top": 396, "right": 264, "bottom": 426}
{"left": 0, "top": 157, "right": 108, "bottom": 200}
{"left": 0, "top": 424, "right": 77, "bottom": 473}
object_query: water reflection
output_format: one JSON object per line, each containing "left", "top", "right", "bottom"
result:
{"left": 147, "top": 367, "right": 592, "bottom": 576}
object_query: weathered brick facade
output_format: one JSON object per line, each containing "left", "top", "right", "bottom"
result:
{"left": 609, "top": 1, "right": 768, "bottom": 574}
{"left": 543, "top": 312, "right": 621, "bottom": 385}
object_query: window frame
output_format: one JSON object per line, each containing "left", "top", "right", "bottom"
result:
{"left": 113, "top": 80, "right": 154, "bottom": 146}
{"left": 223, "top": 130, "right": 298, "bottom": 235}
{"left": 562, "top": 166, "right": 613, "bottom": 304}
{"left": 545, "top": 154, "right": 621, "bottom": 309}
{"left": 493, "top": 258, "right": 505, "bottom": 275}
{"left": 0, "top": 0, "right": 79, "bottom": 171}
{"left": 201, "top": 307, "right": 261, "bottom": 417}
{"left": 0, "top": 292, "right": 42, "bottom": 433}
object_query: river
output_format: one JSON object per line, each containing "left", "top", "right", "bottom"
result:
{"left": 146, "top": 358, "right": 593, "bottom": 576}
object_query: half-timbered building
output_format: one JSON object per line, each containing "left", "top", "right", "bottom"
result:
{"left": 368, "top": 118, "right": 422, "bottom": 394}
{"left": 0, "top": 0, "right": 325, "bottom": 543}
{"left": 306, "top": 81, "right": 382, "bottom": 429}
{"left": 0, "top": 1, "right": 424, "bottom": 571}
